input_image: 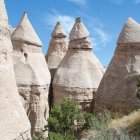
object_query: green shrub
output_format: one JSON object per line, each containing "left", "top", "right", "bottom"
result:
{"left": 83, "top": 110, "right": 113, "bottom": 131}
{"left": 89, "top": 131, "right": 137, "bottom": 140}
{"left": 48, "top": 99, "right": 79, "bottom": 137}
{"left": 32, "top": 131, "right": 46, "bottom": 140}
{"left": 48, "top": 132, "right": 76, "bottom": 140}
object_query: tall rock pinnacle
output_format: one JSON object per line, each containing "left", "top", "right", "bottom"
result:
{"left": 46, "top": 22, "right": 68, "bottom": 73}
{"left": 117, "top": 17, "right": 140, "bottom": 44}
{"left": 0, "top": 1, "right": 31, "bottom": 140}
{"left": 51, "top": 22, "right": 67, "bottom": 38}
{"left": 12, "top": 12, "right": 51, "bottom": 137}
{"left": 12, "top": 12, "right": 42, "bottom": 47}
{"left": 95, "top": 18, "right": 140, "bottom": 113}
{"left": 0, "top": 0, "right": 8, "bottom": 26}
{"left": 53, "top": 18, "right": 105, "bottom": 112}
{"left": 69, "top": 17, "right": 89, "bottom": 40}
{"left": 45, "top": 22, "right": 68, "bottom": 105}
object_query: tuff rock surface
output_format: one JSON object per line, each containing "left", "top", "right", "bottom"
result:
{"left": 46, "top": 22, "right": 68, "bottom": 77}
{"left": 45, "top": 22, "right": 68, "bottom": 105}
{"left": 0, "top": 0, "right": 31, "bottom": 139}
{"left": 53, "top": 18, "right": 105, "bottom": 112}
{"left": 12, "top": 12, "right": 51, "bottom": 137}
{"left": 95, "top": 18, "right": 140, "bottom": 113}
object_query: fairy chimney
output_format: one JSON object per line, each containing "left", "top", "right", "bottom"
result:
{"left": 45, "top": 22, "right": 68, "bottom": 105}
{"left": 46, "top": 22, "right": 68, "bottom": 77}
{"left": 95, "top": 18, "right": 140, "bottom": 113}
{"left": 0, "top": 0, "right": 31, "bottom": 139}
{"left": 11, "top": 12, "right": 51, "bottom": 137}
{"left": 53, "top": 18, "right": 105, "bottom": 112}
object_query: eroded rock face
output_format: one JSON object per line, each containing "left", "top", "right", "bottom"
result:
{"left": 0, "top": 1, "right": 31, "bottom": 140}
{"left": 46, "top": 22, "right": 68, "bottom": 77}
{"left": 45, "top": 22, "right": 68, "bottom": 105}
{"left": 95, "top": 18, "right": 140, "bottom": 113}
{"left": 53, "top": 18, "right": 105, "bottom": 112}
{"left": 12, "top": 13, "right": 51, "bottom": 137}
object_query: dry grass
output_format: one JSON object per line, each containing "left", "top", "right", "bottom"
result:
{"left": 108, "top": 109, "right": 140, "bottom": 134}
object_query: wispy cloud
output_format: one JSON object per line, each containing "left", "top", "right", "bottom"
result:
{"left": 67, "top": 0, "right": 88, "bottom": 5}
{"left": 44, "top": 11, "right": 110, "bottom": 51}
{"left": 45, "top": 11, "right": 75, "bottom": 34}
{"left": 90, "top": 28, "right": 110, "bottom": 51}
{"left": 134, "top": 0, "right": 140, "bottom": 4}
{"left": 94, "top": 28, "right": 110, "bottom": 45}
{"left": 76, "top": 13, "right": 111, "bottom": 51}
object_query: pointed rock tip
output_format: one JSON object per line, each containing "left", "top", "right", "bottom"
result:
{"left": 75, "top": 17, "right": 82, "bottom": 23}
{"left": 12, "top": 12, "right": 42, "bottom": 47}
{"left": 125, "top": 17, "right": 138, "bottom": 25}
{"left": 51, "top": 22, "right": 67, "bottom": 38}
{"left": 117, "top": 17, "right": 140, "bottom": 44}
{"left": 0, "top": 0, "right": 8, "bottom": 26}
{"left": 56, "top": 22, "right": 61, "bottom": 25}
{"left": 69, "top": 17, "right": 89, "bottom": 41}
{"left": 23, "top": 11, "right": 28, "bottom": 17}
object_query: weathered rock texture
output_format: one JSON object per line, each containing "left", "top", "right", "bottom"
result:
{"left": 11, "top": 12, "right": 51, "bottom": 137}
{"left": 95, "top": 18, "right": 140, "bottom": 113}
{"left": 45, "top": 22, "right": 68, "bottom": 105}
{"left": 0, "top": 0, "right": 31, "bottom": 139}
{"left": 46, "top": 22, "right": 68, "bottom": 77}
{"left": 53, "top": 18, "right": 105, "bottom": 112}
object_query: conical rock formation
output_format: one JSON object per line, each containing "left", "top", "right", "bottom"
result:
{"left": 45, "top": 22, "right": 68, "bottom": 105}
{"left": 53, "top": 18, "right": 105, "bottom": 112}
{"left": 95, "top": 18, "right": 140, "bottom": 113}
{"left": 46, "top": 22, "right": 68, "bottom": 77}
{"left": 12, "top": 13, "right": 51, "bottom": 137}
{"left": 0, "top": 1, "right": 31, "bottom": 139}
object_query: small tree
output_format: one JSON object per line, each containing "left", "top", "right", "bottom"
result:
{"left": 48, "top": 99, "right": 80, "bottom": 137}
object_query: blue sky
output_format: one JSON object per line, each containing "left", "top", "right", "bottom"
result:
{"left": 5, "top": 0, "right": 140, "bottom": 67}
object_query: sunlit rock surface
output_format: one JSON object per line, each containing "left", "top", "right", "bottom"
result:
{"left": 53, "top": 18, "right": 105, "bottom": 112}
{"left": 95, "top": 18, "right": 140, "bottom": 113}
{"left": 12, "top": 12, "right": 51, "bottom": 137}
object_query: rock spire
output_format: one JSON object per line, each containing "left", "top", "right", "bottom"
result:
{"left": 46, "top": 22, "right": 68, "bottom": 74}
{"left": 0, "top": 1, "right": 31, "bottom": 139}
{"left": 12, "top": 12, "right": 51, "bottom": 137}
{"left": 95, "top": 18, "right": 140, "bottom": 113}
{"left": 53, "top": 18, "right": 105, "bottom": 112}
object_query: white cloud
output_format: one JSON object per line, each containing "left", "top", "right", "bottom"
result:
{"left": 67, "top": 0, "right": 88, "bottom": 5}
{"left": 134, "top": 0, "right": 140, "bottom": 4}
{"left": 45, "top": 12, "right": 75, "bottom": 34}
